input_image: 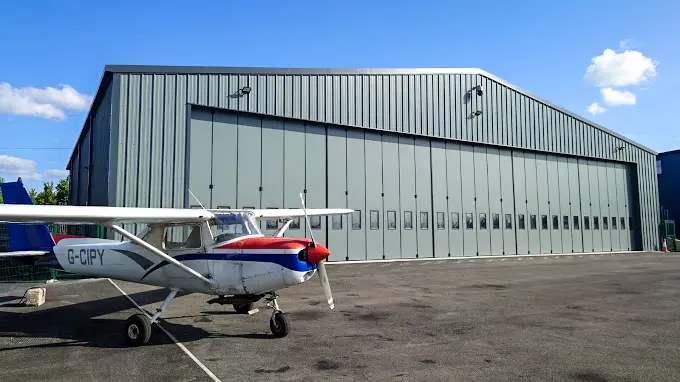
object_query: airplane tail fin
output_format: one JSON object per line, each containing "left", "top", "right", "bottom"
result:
{"left": 0, "top": 178, "right": 56, "bottom": 252}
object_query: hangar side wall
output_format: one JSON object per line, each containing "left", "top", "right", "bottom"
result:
{"left": 107, "top": 71, "right": 659, "bottom": 250}
{"left": 68, "top": 80, "right": 112, "bottom": 207}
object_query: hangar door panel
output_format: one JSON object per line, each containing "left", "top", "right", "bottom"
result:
{"left": 327, "top": 127, "right": 348, "bottom": 261}
{"left": 598, "top": 163, "right": 611, "bottom": 251}
{"left": 431, "top": 141, "right": 449, "bottom": 257}
{"left": 558, "top": 157, "right": 572, "bottom": 253}
{"left": 547, "top": 156, "right": 562, "bottom": 253}
{"left": 460, "top": 145, "right": 477, "bottom": 256}
{"left": 347, "top": 130, "right": 367, "bottom": 260}
{"left": 210, "top": 111, "right": 238, "bottom": 210}
{"left": 499, "top": 149, "right": 516, "bottom": 255}
{"left": 535, "top": 155, "right": 552, "bottom": 254}
{"left": 237, "top": 114, "right": 262, "bottom": 209}
{"left": 399, "top": 136, "right": 417, "bottom": 258}
{"left": 474, "top": 146, "right": 490, "bottom": 256}
{"left": 607, "top": 162, "right": 621, "bottom": 251}
{"left": 625, "top": 164, "right": 639, "bottom": 250}
{"left": 589, "top": 161, "right": 603, "bottom": 252}
{"left": 615, "top": 163, "right": 630, "bottom": 250}
{"left": 188, "top": 109, "right": 213, "bottom": 209}
{"left": 512, "top": 151, "right": 528, "bottom": 255}
{"left": 568, "top": 158, "right": 583, "bottom": 253}
{"left": 524, "top": 152, "right": 541, "bottom": 254}
{"left": 364, "top": 131, "right": 383, "bottom": 260}
{"left": 305, "top": 123, "right": 327, "bottom": 244}
{"left": 446, "top": 142, "right": 464, "bottom": 257}
{"left": 283, "top": 121, "right": 307, "bottom": 238}
{"left": 578, "top": 159, "right": 593, "bottom": 252}
{"left": 382, "top": 134, "right": 401, "bottom": 259}
{"left": 260, "top": 117, "right": 284, "bottom": 236}
{"left": 415, "top": 138, "right": 433, "bottom": 258}
{"left": 486, "top": 148, "right": 503, "bottom": 256}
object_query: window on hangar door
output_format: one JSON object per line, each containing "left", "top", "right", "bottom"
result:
{"left": 451, "top": 212, "right": 460, "bottom": 230}
{"left": 505, "top": 214, "right": 512, "bottom": 229}
{"left": 387, "top": 210, "right": 397, "bottom": 230}
{"left": 404, "top": 211, "right": 413, "bottom": 230}
{"left": 351, "top": 210, "right": 362, "bottom": 230}
{"left": 518, "top": 214, "right": 525, "bottom": 230}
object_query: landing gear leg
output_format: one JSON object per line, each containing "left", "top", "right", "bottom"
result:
{"left": 124, "top": 288, "right": 178, "bottom": 346}
{"left": 265, "top": 292, "right": 290, "bottom": 338}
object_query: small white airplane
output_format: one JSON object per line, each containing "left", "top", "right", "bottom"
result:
{"left": 0, "top": 178, "right": 353, "bottom": 346}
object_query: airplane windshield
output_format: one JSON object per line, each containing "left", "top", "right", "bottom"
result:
{"left": 210, "top": 212, "right": 261, "bottom": 243}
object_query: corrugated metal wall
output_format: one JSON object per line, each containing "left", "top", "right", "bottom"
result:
{"left": 67, "top": 80, "right": 112, "bottom": 206}
{"left": 82, "top": 68, "right": 658, "bottom": 251}
{"left": 185, "top": 108, "right": 639, "bottom": 260}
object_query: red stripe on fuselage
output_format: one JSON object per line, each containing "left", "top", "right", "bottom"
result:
{"left": 51, "top": 233, "right": 86, "bottom": 244}
{"left": 215, "top": 237, "right": 312, "bottom": 250}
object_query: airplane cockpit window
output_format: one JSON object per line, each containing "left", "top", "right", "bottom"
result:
{"left": 211, "top": 212, "right": 262, "bottom": 243}
{"left": 164, "top": 224, "right": 202, "bottom": 250}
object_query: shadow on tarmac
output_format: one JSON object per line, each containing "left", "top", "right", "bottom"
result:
{"left": 0, "top": 285, "right": 277, "bottom": 350}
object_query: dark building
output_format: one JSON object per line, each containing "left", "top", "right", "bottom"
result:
{"left": 658, "top": 149, "right": 680, "bottom": 226}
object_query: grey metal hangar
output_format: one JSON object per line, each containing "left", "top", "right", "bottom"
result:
{"left": 66, "top": 65, "right": 660, "bottom": 261}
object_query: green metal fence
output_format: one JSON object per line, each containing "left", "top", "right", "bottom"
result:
{"left": 0, "top": 223, "right": 107, "bottom": 282}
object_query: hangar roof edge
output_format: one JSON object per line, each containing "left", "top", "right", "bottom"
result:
{"left": 67, "top": 65, "right": 656, "bottom": 168}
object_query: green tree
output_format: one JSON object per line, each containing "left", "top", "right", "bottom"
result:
{"left": 28, "top": 188, "right": 38, "bottom": 203}
{"left": 0, "top": 177, "right": 69, "bottom": 205}
{"left": 34, "top": 181, "right": 57, "bottom": 205}
{"left": 55, "top": 178, "right": 69, "bottom": 205}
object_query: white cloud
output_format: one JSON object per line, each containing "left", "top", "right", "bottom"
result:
{"left": 0, "top": 155, "right": 42, "bottom": 181}
{"left": 43, "top": 169, "right": 69, "bottom": 180}
{"left": 601, "top": 87, "right": 636, "bottom": 106}
{"left": 587, "top": 102, "right": 606, "bottom": 115}
{"left": 0, "top": 155, "right": 69, "bottom": 182}
{"left": 0, "top": 82, "right": 92, "bottom": 120}
{"left": 584, "top": 48, "right": 658, "bottom": 88}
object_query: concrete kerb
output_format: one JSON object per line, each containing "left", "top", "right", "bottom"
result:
{"left": 326, "top": 250, "right": 667, "bottom": 266}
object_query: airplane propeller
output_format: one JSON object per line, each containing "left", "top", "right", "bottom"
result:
{"left": 299, "top": 192, "right": 334, "bottom": 309}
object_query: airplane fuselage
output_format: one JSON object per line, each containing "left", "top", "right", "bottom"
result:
{"left": 45, "top": 236, "right": 319, "bottom": 295}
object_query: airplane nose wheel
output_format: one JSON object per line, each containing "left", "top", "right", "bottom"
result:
{"left": 265, "top": 292, "right": 290, "bottom": 338}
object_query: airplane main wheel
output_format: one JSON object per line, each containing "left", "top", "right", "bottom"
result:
{"left": 233, "top": 302, "right": 254, "bottom": 314}
{"left": 270, "top": 311, "right": 290, "bottom": 338}
{"left": 125, "top": 313, "right": 151, "bottom": 346}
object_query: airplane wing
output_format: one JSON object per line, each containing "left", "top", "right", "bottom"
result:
{"left": 0, "top": 204, "right": 215, "bottom": 225}
{"left": 0, "top": 250, "right": 50, "bottom": 258}
{"left": 0, "top": 204, "right": 218, "bottom": 287}
{"left": 211, "top": 208, "right": 355, "bottom": 220}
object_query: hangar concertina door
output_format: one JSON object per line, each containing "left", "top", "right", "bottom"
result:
{"left": 188, "top": 107, "right": 640, "bottom": 261}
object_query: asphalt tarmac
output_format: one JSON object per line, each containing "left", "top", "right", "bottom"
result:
{"left": 1, "top": 252, "right": 680, "bottom": 381}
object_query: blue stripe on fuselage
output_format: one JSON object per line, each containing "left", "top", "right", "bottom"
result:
{"left": 141, "top": 252, "right": 315, "bottom": 280}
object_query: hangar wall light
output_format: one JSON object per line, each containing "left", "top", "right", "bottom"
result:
{"left": 240, "top": 86, "right": 252, "bottom": 94}
{"left": 473, "top": 85, "right": 484, "bottom": 96}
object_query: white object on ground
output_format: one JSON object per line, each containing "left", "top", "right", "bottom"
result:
{"left": 24, "top": 287, "right": 46, "bottom": 306}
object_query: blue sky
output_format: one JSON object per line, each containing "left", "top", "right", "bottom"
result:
{"left": 0, "top": 0, "right": 678, "bottom": 191}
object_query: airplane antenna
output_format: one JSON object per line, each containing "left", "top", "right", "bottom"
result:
{"left": 188, "top": 189, "right": 207, "bottom": 210}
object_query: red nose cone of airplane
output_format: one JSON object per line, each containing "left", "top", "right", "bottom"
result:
{"left": 306, "top": 243, "right": 331, "bottom": 264}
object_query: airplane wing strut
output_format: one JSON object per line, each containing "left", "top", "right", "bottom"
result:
{"left": 106, "top": 223, "right": 216, "bottom": 288}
